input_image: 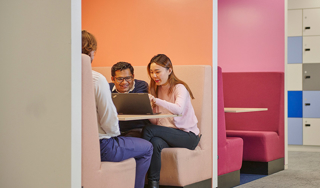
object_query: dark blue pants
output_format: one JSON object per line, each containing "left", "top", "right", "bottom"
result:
{"left": 142, "top": 124, "right": 200, "bottom": 181}
{"left": 100, "top": 136, "right": 153, "bottom": 188}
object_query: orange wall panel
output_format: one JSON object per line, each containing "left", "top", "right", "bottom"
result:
{"left": 82, "top": 0, "right": 212, "bottom": 67}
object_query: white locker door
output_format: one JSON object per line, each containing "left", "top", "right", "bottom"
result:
{"left": 288, "top": 10, "right": 303, "bottom": 36}
{"left": 303, "top": 118, "right": 320, "bottom": 145}
{"left": 303, "top": 36, "right": 320, "bottom": 63}
{"left": 303, "top": 8, "right": 320, "bottom": 36}
{"left": 286, "top": 64, "right": 302, "bottom": 90}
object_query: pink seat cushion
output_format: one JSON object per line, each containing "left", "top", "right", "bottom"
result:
{"left": 218, "top": 137, "right": 243, "bottom": 176}
{"left": 226, "top": 130, "right": 282, "bottom": 162}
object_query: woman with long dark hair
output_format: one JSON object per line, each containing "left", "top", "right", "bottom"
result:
{"left": 143, "top": 54, "right": 201, "bottom": 188}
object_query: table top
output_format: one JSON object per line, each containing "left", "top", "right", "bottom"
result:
{"left": 118, "top": 114, "right": 179, "bottom": 121}
{"left": 224, "top": 108, "right": 268, "bottom": 113}
{"left": 118, "top": 108, "right": 267, "bottom": 120}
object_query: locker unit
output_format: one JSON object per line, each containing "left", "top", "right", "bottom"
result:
{"left": 303, "top": 118, "right": 320, "bottom": 145}
{"left": 302, "top": 91, "right": 320, "bottom": 118}
{"left": 303, "top": 9, "right": 320, "bottom": 36}
{"left": 288, "top": 91, "right": 303, "bottom": 118}
{"left": 287, "top": 2, "right": 320, "bottom": 146}
{"left": 288, "top": 118, "right": 303, "bottom": 145}
{"left": 288, "top": 10, "right": 303, "bottom": 36}
{"left": 288, "top": 37, "right": 303, "bottom": 64}
{"left": 289, "top": 1, "right": 320, "bottom": 10}
{"left": 286, "top": 64, "right": 302, "bottom": 90}
{"left": 302, "top": 63, "right": 320, "bottom": 90}
{"left": 302, "top": 36, "right": 320, "bottom": 63}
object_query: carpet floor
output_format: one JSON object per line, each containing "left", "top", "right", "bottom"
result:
{"left": 235, "top": 151, "right": 320, "bottom": 188}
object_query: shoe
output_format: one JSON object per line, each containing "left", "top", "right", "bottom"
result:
{"left": 148, "top": 180, "right": 159, "bottom": 188}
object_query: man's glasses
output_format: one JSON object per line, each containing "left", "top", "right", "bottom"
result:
{"left": 114, "top": 76, "right": 133, "bottom": 83}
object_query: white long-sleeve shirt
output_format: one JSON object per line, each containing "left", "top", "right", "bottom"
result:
{"left": 92, "top": 70, "right": 120, "bottom": 139}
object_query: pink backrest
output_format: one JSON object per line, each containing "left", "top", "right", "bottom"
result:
{"left": 82, "top": 54, "right": 101, "bottom": 187}
{"left": 222, "top": 72, "right": 284, "bottom": 136}
{"left": 217, "top": 67, "right": 227, "bottom": 149}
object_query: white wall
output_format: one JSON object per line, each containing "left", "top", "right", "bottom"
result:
{"left": 212, "top": 1, "right": 218, "bottom": 187}
{"left": 0, "top": 1, "right": 81, "bottom": 187}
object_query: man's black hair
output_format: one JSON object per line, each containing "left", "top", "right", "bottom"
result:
{"left": 111, "top": 62, "right": 134, "bottom": 77}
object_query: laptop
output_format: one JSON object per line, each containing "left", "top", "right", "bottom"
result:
{"left": 112, "top": 93, "right": 158, "bottom": 115}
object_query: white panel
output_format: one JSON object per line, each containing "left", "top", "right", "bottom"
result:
{"left": 289, "top": 0, "right": 320, "bottom": 9}
{"left": 303, "top": 9, "right": 320, "bottom": 36}
{"left": 288, "top": 10, "right": 303, "bottom": 36}
{"left": 285, "top": 0, "right": 288, "bottom": 168}
{"left": 303, "top": 36, "right": 320, "bottom": 63}
{"left": 212, "top": 0, "right": 218, "bottom": 187}
{"left": 303, "top": 118, "right": 320, "bottom": 145}
{"left": 71, "top": 0, "right": 82, "bottom": 188}
{"left": 286, "top": 64, "right": 302, "bottom": 90}
{"left": 0, "top": 0, "right": 79, "bottom": 188}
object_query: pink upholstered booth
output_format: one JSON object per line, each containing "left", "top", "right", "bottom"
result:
{"left": 223, "top": 72, "right": 284, "bottom": 175}
{"left": 82, "top": 54, "right": 136, "bottom": 188}
{"left": 217, "top": 67, "right": 243, "bottom": 188}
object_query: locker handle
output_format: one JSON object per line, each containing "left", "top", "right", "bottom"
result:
{"left": 305, "top": 26, "right": 311, "bottom": 30}
{"left": 305, "top": 48, "right": 311, "bottom": 51}
{"left": 305, "top": 103, "right": 311, "bottom": 106}
{"left": 305, "top": 75, "right": 311, "bottom": 79}
{"left": 305, "top": 124, "right": 311, "bottom": 127}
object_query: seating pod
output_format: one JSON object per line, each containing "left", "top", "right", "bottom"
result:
{"left": 217, "top": 67, "right": 243, "bottom": 188}
{"left": 82, "top": 54, "right": 136, "bottom": 188}
{"left": 223, "top": 72, "right": 284, "bottom": 175}
{"left": 93, "top": 65, "right": 213, "bottom": 188}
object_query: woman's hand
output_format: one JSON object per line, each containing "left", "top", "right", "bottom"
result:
{"left": 148, "top": 94, "right": 156, "bottom": 108}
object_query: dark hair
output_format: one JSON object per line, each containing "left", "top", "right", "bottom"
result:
{"left": 81, "top": 30, "right": 97, "bottom": 55}
{"left": 147, "top": 54, "right": 194, "bottom": 99}
{"left": 111, "top": 62, "right": 134, "bottom": 77}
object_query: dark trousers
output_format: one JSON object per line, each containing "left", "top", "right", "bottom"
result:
{"left": 119, "top": 119, "right": 152, "bottom": 132}
{"left": 142, "top": 124, "right": 200, "bottom": 181}
{"left": 100, "top": 136, "right": 153, "bottom": 188}
{"left": 120, "top": 119, "right": 152, "bottom": 138}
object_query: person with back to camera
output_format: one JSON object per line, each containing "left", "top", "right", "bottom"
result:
{"left": 142, "top": 54, "right": 201, "bottom": 188}
{"left": 82, "top": 30, "right": 153, "bottom": 188}
{"left": 109, "top": 62, "right": 152, "bottom": 137}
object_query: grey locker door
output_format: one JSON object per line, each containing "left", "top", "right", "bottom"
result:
{"left": 303, "top": 63, "right": 320, "bottom": 90}
{"left": 303, "top": 91, "right": 320, "bottom": 118}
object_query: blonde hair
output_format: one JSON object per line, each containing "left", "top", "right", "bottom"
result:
{"left": 82, "top": 30, "right": 97, "bottom": 55}
{"left": 147, "top": 54, "right": 194, "bottom": 99}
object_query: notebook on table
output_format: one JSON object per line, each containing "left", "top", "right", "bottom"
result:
{"left": 112, "top": 93, "right": 160, "bottom": 115}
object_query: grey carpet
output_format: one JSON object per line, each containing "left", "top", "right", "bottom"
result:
{"left": 236, "top": 151, "right": 320, "bottom": 188}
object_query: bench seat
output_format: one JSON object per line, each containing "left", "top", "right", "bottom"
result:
{"left": 226, "top": 130, "right": 282, "bottom": 162}
{"left": 223, "top": 72, "right": 284, "bottom": 175}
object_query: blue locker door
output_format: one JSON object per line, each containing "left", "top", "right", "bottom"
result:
{"left": 288, "top": 91, "right": 303, "bottom": 118}
{"left": 288, "top": 37, "right": 303, "bottom": 64}
{"left": 303, "top": 91, "right": 320, "bottom": 118}
{"left": 288, "top": 118, "right": 303, "bottom": 145}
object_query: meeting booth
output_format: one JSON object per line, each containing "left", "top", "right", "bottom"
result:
{"left": 81, "top": 0, "right": 286, "bottom": 188}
